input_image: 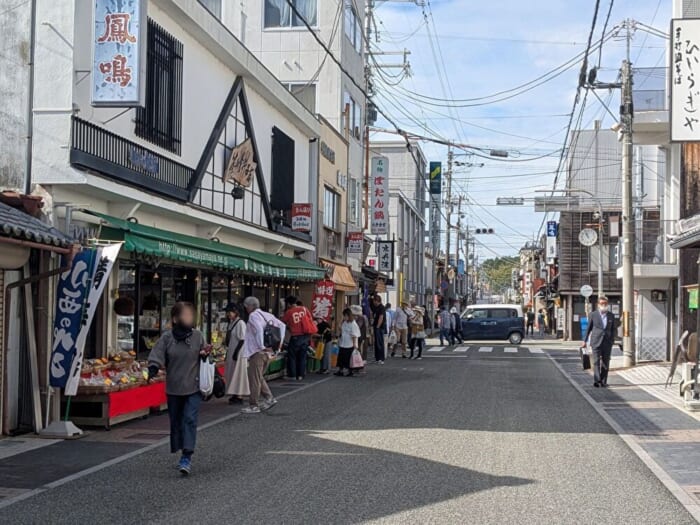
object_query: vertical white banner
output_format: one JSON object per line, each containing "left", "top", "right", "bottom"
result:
{"left": 546, "top": 220, "right": 558, "bottom": 262}
{"left": 671, "top": 19, "right": 700, "bottom": 141}
{"left": 65, "top": 243, "right": 123, "bottom": 396}
{"left": 371, "top": 156, "right": 389, "bottom": 234}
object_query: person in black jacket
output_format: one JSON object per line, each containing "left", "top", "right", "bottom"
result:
{"left": 581, "top": 296, "right": 616, "bottom": 388}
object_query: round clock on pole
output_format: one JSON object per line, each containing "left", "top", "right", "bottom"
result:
{"left": 578, "top": 228, "right": 598, "bottom": 247}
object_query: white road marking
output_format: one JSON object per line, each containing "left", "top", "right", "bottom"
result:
{"left": 428, "top": 346, "right": 445, "bottom": 352}
{"left": 478, "top": 347, "right": 493, "bottom": 353}
{"left": 453, "top": 347, "right": 469, "bottom": 353}
{"left": 528, "top": 348, "right": 545, "bottom": 354}
{"left": 504, "top": 347, "right": 518, "bottom": 353}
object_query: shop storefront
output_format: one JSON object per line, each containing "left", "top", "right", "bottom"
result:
{"left": 63, "top": 212, "right": 325, "bottom": 428}
{"left": 319, "top": 259, "right": 357, "bottom": 325}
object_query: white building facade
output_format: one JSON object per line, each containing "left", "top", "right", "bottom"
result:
{"left": 0, "top": 0, "right": 328, "bottom": 434}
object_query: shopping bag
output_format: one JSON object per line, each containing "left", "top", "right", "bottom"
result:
{"left": 314, "top": 341, "right": 325, "bottom": 361}
{"left": 330, "top": 343, "right": 339, "bottom": 368}
{"left": 388, "top": 330, "right": 398, "bottom": 345}
{"left": 199, "top": 357, "right": 216, "bottom": 397}
{"left": 350, "top": 349, "right": 364, "bottom": 369}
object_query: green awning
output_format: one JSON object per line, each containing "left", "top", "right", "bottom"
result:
{"left": 87, "top": 211, "right": 325, "bottom": 281}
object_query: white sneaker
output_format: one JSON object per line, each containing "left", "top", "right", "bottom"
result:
{"left": 242, "top": 406, "right": 261, "bottom": 414}
{"left": 261, "top": 397, "right": 278, "bottom": 411}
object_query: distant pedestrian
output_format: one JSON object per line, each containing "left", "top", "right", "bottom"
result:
{"left": 409, "top": 306, "right": 427, "bottom": 359}
{"left": 335, "top": 308, "right": 361, "bottom": 377}
{"left": 526, "top": 309, "right": 535, "bottom": 336}
{"left": 281, "top": 296, "right": 316, "bottom": 381}
{"left": 372, "top": 295, "right": 387, "bottom": 363}
{"left": 147, "top": 302, "right": 206, "bottom": 476}
{"left": 314, "top": 317, "right": 333, "bottom": 374}
{"left": 223, "top": 303, "right": 248, "bottom": 404}
{"left": 537, "top": 309, "right": 546, "bottom": 337}
{"left": 391, "top": 300, "right": 411, "bottom": 358}
{"left": 242, "top": 296, "right": 285, "bottom": 414}
{"left": 439, "top": 306, "right": 453, "bottom": 346}
{"left": 352, "top": 305, "right": 370, "bottom": 362}
{"left": 450, "top": 306, "right": 463, "bottom": 344}
{"left": 581, "top": 296, "right": 616, "bottom": 388}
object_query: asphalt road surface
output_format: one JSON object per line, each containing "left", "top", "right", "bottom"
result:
{"left": 7, "top": 345, "right": 697, "bottom": 524}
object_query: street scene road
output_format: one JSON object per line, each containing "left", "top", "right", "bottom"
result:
{"left": 3, "top": 344, "right": 696, "bottom": 525}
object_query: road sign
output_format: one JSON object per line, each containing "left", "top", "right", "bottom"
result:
{"left": 580, "top": 285, "right": 593, "bottom": 298}
{"left": 496, "top": 197, "right": 524, "bottom": 205}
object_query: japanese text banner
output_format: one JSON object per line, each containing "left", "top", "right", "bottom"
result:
{"left": 311, "top": 280, "right": 335, "bottom": 322}
{"left": 371, "top": 157, "right": 389, "bottom": 235}
{"left": 92, "top": 0, "right": 146, "bottom": 106}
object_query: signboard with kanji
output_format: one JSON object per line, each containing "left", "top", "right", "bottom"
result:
{"left": 347, "top": 231, "right": 363, "bottom": 254}
{"left": 377, "top": 240, "right": 394, "bottom": 273}
{"left": 311, "top": 279, "right": 335, "bottom": 321}
{"left": 92, "top": 0, "right": 146, "bottom": 106}
{"left": 671, "top": 19, "right": 700, "bottom": 141}
{"left": 371, "top": 157, "right": 389, "bottom": 234}
{"left": 291, "top": 203, "right": 312, "bottom": 232}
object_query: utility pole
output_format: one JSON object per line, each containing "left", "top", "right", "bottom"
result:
{"left": 444, "top": 146, "right": 454, "bottom": 301}
{"left": 620, "top": 57, "right": 635, "bottom": 367}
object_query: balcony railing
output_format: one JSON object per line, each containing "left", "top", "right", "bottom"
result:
{"left": 70, "top": 116, "right": 193, "bottom": 201}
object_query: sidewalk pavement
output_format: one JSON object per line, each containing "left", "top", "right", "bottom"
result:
{"left": 550, "top": 346, "right": 700, "bottom": 519}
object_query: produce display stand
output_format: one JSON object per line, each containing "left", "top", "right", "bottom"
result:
{"left": 62, "top": 356, "right": 288, "bottom": 429}
{"left": 61, "top": 382, "right": 167, "bottom": 430}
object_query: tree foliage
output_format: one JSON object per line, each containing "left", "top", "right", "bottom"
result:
{"left": 480, "top": 256, "right": 519, "bottom": 294}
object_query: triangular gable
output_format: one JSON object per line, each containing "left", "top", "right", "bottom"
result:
{"left": 188, "top": 77, "right": 272, "bottom": 230}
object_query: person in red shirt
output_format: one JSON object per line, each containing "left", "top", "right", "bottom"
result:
{"left": 281, "top": 296, "right": 316, "bottom": 380}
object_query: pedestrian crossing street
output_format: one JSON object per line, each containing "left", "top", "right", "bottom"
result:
{"left": 424, "top": 345, "right": 548, "bottom": 356}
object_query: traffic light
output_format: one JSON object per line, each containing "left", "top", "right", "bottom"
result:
{"left": 474, "top": 228, "right": 495, "bottom": 235}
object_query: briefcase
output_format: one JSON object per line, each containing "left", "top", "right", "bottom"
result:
{"left": 579, "top": 347, "right": 591, "bottom": 370}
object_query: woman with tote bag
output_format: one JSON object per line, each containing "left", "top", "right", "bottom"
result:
{"left": 148, "top": 302, "right": 206, "bottom": 476}
{"left": 335, "top": 308, "right": 362, "bottom": 377}
{"left": 224, "top": 304, "right": 249, "bottom": 404}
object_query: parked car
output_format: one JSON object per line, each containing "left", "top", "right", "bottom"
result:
{"left": 460, "top": 304, "right": 524, "bottom": 345}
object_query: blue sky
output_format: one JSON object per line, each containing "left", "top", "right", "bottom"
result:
{"left": 370, "top": 0, "right": 669, "bottom": 258}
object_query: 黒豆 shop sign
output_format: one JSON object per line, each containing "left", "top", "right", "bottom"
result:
{"left": 671, "top": 19, "right": 700, "bottom": 142}
{"left": 92, "top": 0, "right": 147, "bottom": 107}
{"left": 291, "top": 203, "right": 312, "bottom": 233}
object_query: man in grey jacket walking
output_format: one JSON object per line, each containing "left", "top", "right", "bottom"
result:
{"left": 581, "top": 296, "right": 616, "bottom": 388}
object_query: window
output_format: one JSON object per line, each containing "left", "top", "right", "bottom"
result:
{"left": 323, "top": 187, "right": 340, "bottom": 230}
{"left": 271, "top": 127, "right": 295, "bottom": 215}
{"left": 284, "top": 83, "right": 316, "bottom": 113}
{"left": 135, "top": 19, "right": 183, "bottom": 155}
{"left": 490, "top": 309, "right": 516, "bottom": 319}
{"left": 342, "top": 91, "right": 361, "bottom": 139}
{"left": 198, "top": 0, "right": 222, "bottom": 19}
{"left": 344, "top": 2, "right": 363, "bottom": 53}
{"left": 264, "top": 0, "right": 317, "bottom": 28}
{"left": 465, "top": 309, "right": 488, "bottom": 319}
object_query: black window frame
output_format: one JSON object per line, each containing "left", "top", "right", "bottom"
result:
{"left": 135, "top": 19, "right": 184, "bottom": 155}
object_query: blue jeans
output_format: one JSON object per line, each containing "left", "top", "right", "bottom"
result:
{"left": 440, "top": 328, "right": 452, "bottom": 345}
{"left": 167, "top": 392, "right": 201, "bottom": 455}
{"left": 287, "top": 335, "right": 310, "bottom": 379}
{"left": 374, "top": 327, "right": 385, "bottom": 361}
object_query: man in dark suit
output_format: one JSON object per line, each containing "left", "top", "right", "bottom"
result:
{"left": 581, "top": 296, "right": 616, "bottom": 387}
